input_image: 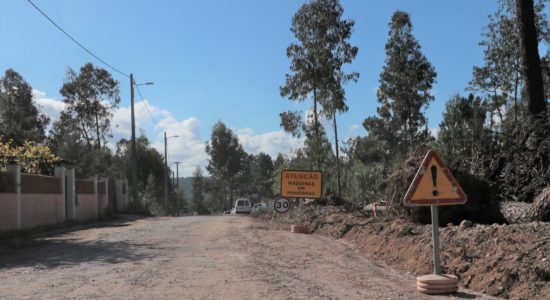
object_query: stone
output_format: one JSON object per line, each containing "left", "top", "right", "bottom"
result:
{"left": 460, "top": 220, "right": 473, "bottom": 228}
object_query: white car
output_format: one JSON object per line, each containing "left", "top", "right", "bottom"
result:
{"left": 253, "top": 202, "right": 267, "bottom": 210}
{"left": 233, "top": 198, "right": 252, "bottom": 214}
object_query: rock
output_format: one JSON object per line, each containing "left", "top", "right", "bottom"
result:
{"left": 460, "top": 220, "right": 473, "bottom": 228}
{"left": 526, "top": 187, "right": 550, "bottom": 222}
{"left": 499, "top": 201, "right": 532, "bottom": 224}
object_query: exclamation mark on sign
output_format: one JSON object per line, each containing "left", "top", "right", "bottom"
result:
{"left": 431, "top": 165, "right": 439, "bottom": 196}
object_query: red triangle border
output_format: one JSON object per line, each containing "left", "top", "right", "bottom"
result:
{"left": 403, "top": 149, "right": 468, "bottom": 206}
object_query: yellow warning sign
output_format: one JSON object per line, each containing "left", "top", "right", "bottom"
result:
{"left": 281, "top": 170, "right": 322, "bottom": 199}
{"left": 403, "top": 150, "right": 467, "bottom": 206}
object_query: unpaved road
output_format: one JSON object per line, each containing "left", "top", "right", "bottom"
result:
{"left": 0, "top": 216, "right": 495, "bottom": 299}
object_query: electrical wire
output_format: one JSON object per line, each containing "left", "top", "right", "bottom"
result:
{"left": 26, "top": 0, "right": 130, "bottom": 78}
{"left": 26, "top": 1, "right": 163, "bottom": 134}
{"left": 134, "top": 83, "right": 163, "bottom": 132}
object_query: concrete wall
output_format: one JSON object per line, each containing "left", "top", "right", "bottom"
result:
{"left": 115, "top": 178, "right": 129, "bottom": 212}
{"left": 0, "top": 193, "right": 17, "bottom": 232}
{"left": 98, "top": 193, "right": 108, "bottom": 218}
{"left": 20, "top": 194, "right": 64, "bottom": 229}
{"left": 0, "top": 191, "right": 64, "bottom": 231}
{"left": 75, "top": 194, "right": 98, "bottom": 222}
{"left": 0, "top": 165, "right": 122, "bottom": 232}
{"left": 97, "top": 179, "right": 108, "bottom": 218}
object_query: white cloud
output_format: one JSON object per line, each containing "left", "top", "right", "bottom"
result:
{"left": 32, "top": 90, "right": 306, "bottom": 177}
{"left": 32, "top": 89, "right": 65, "bottom": 123}
{"left": 238, "top": 128, "right": 303, "bottom": 159}
{"left": 152, "top": 117, "right": 209, "bottom": 177}
{"left": 109, "top": 100, "right": 209, "bottom": 177}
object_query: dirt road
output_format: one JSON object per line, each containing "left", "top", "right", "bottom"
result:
{"left": 0, "top": 216, "right": 495, "bottom": 299}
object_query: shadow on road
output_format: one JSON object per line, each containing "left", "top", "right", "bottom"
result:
{"left": 0, "top": 215, "right": 155, "bottom": 270}
{"left": 0, "top": 239, "right": 156, "bottom": 269}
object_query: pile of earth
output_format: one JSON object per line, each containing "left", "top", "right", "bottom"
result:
{"left": 256, "top": 205, "right": 550, "bottom": 300}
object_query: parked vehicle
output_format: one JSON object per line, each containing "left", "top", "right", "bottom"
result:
{"left": 253, "top": 202, "right": 267, "bottom": 210}
{"left": 179, "top": 210, "right": 194, "bottom": 216}
{"left": 233, "top": 198, "right": 252, "bottom": 214}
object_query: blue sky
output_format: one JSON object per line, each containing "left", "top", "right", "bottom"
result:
{"left": 0, "top": 0, "right": 514, "bottom": 176}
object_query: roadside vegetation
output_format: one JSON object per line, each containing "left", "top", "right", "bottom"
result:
{"left": 1, "top": 0, "right": 548, "bottom": 221}
{"left": 270, "top": 0, "right": 549, "bottom": 225}
{"left": 0, "top": 64, "right": 183, "bottom": 216}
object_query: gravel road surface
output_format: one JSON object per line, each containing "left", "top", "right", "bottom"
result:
{"left": 0, "top": 215, "right": 496, "bottom": 299}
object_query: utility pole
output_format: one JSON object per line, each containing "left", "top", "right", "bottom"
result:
{"left": 164, "top": 132, "right": 168, "bottom": 214}
{"left": 130, "top": 74, "right": 138, "bottom": 209}
{"left": 129, "top": 76, "right": 153, "bottom": 211}
{"left": 164, "top": 133, "right": 179, "bottom": 215}
{"left": 174, "top": 161, "right": 181, "bottom": 190}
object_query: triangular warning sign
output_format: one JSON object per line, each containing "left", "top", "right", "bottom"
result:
{"left": 403, "top": 150, "right": 467, "bottom": 206}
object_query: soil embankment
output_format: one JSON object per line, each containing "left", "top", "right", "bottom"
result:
{"left": 258, "top": 205, "right": 550, "bottom": 299}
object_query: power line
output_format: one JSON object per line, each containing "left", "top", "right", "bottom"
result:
{"left": 26, "top": 0, "right": 130, "bottom": 78}
{"left": 134, "top": 84, "right": 163, "bottom": 132}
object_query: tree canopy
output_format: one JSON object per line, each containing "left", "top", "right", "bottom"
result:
{"left": 0, "top": 69, "right": 49, "bottom": 144}
{"left": 60, "top": 63, "right": 120, "bottom": 150}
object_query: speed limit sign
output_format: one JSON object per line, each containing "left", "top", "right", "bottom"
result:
{"left": 274, "top": 197, "right": 291, "bottom": 213}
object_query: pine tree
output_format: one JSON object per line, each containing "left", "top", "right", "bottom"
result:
{"left": 437, "top": 94, "right": 492, "bottom": 174}
{"left": 364, "top": 11, "right": 436, "bottom": 157}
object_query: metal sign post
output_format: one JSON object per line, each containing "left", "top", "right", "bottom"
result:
{"left": 299, "top": 198, "right": 303, "bottom": 224}
{"left": 273, "top": 197, "right": 291, "bottom": 213}
{"left": 431, "top": 205, "right": 441, "bottom": 275}
{"left": 280, "top": 170, "right": 322, "bottom": 234}
{"left": 403, "top": 150, "right": 467, "bottom": 294}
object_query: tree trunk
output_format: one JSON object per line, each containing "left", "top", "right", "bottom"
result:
{"left": 79, "top": 117, "right": 92, "bottom": 150}
{"left": 222, "top": 181, "right": 226, "bottom": 212}
{"left": 332, "top": 111, "right": 341, "bottom": 196}
{"left": 95, "top": 113, "right": 101, "bottom": 149}
{"left": 313, "top": 87, "right": 321, "bottom": 170}
{"left": 516, "top": 0, "right": 547, "bottom": 118}
{"left": 514, "top": 56, "right": 520, "bottom": 127}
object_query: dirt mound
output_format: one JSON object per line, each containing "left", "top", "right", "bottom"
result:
{"left": 384, "top": 146, "right": 502, "bottom": 225}
{"left": 258, "top": 206, "right": 550, "bottom": 299}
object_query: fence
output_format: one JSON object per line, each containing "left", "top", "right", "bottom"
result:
{"left": 0, "top": 165, "right": 127, "bottom": 232}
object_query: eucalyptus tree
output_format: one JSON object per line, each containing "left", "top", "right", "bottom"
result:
{"left": 205, "top": 121, "right": 246, "bottom": 210}
{"left": 60, "top": 63, "right": 120, "bottom": 150}
{"left": 280, "top": 0, "right": 358, "bottom": 175}
{"left": 251, "top": 152, "right": 274, "bottom": 199}
{"left": 470, "top": 0, "right": 549, "bottom": 131}
{"left": 0, "top": 69, "right": 49, "bottom": 144}
{"left": 192, "top": 166, "right": 209, "bottom": 214}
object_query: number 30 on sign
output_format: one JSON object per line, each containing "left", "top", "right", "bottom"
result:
{"left": 274, "top": 197, "right": 291, "bottom": 213}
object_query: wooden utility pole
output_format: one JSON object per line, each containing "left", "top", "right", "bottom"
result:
{"left": 164, "top": 132, "right": 168, "bottom": 214}
{"left": 130, "top": 74, "right": 138, "bottom": 209}
{"left": 174, "top": 162, "right": 182, "bottom": 190}
{"left": 164, "top": 133, "right": 179, "bottom": 215}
